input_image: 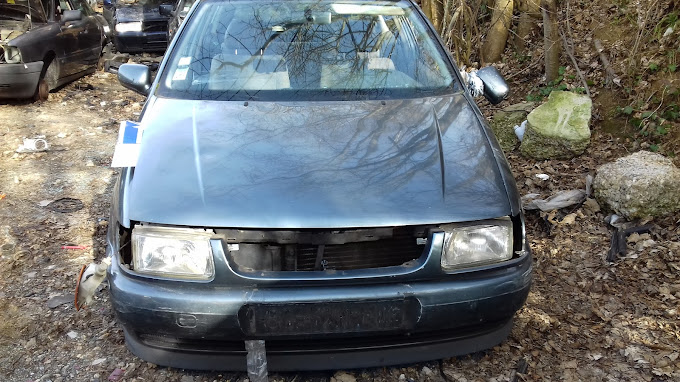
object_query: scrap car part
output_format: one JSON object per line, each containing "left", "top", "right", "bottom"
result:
{"left": 75, "top": 257, "right": 112, "bottom": 310}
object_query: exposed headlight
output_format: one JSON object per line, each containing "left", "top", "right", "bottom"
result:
{"left": 3, "top": 46, "right": 22, "bottom": 64}
{"left": 115, "top": 21, "right": 143, "bottom": 33}
{"left": 132, "top": 225, "right": 214, "bottom": 280}
{"left": 441, "top": 219, "right": 513, "bottom": 270}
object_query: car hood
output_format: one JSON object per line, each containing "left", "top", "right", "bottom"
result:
{"left": 115, "top": 5, "right": 169, "bottom": 22}
{"left": 124, "top": 94, "right": 511, "bottom": 228}
{"left": 0, "top": 23, "right": 28, "bottom": 43}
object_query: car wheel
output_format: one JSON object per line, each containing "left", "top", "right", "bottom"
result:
{"left": 34, "top": 59, "right": 58, "bottom": 102}
{"left": 34, "top": 79, "right": 49, "bottom": 102}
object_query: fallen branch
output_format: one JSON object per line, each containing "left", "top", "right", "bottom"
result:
{"left": 559, "top": 26, "right": 590, "bottom": 97}
{"left": 594, "top": 39, "right": 620, "bottom": 87}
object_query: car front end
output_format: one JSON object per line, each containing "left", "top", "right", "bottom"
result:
{"left": 108, "top": 219, "right": 531, "bottom": 370}
{"left": 0, "top": 3, "right": 42, "bottom": 99}
{"left": 107, "top": 0, "right": 532, "bottom": 370}
{"left": 111, "top": 4, "right": 171, "bottom": 53}
{"left": 0, "top": 44, "right": 43, "bottom": 99}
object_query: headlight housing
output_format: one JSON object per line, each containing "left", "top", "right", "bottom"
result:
{"left": 441, "top": 219, "right": 513, "bottom": 270}
{"left": 3, "top": 46, "right": 22, "bottom": 64}
{"left": 132, "top": 225, "right": 215, "bottom": 280}
{"left": 115, "top": 21, "right": 143, "bottom": 33}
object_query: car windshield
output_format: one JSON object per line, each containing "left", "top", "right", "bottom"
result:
{"left": 158, "top": 0, "right": 460, "bottom": 101}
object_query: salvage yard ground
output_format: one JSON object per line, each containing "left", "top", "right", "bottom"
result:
{"left": 0, "top": 69, "right": 679, "bottom": 382}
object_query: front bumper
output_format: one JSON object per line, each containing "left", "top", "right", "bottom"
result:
{"left": 0, "top": 61, "right": 43, "bottom": 99}
{"left": 112, "top": 31, "right": 168, "bottom": 53}
{"left": 108, "top": 232, "right": 532, "bottom": 371}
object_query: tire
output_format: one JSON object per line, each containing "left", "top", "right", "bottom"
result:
{"left": 33, "top": 59, "right": 58, "bottom": 102}
{"left": 34, "top": 79, "right": 49, "bottom": 102}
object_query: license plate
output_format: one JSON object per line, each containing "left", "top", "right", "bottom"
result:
{"left": 238, "top": 299, "right": 419, "bottom": 336}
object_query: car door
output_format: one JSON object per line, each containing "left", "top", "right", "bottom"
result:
{"left": 70, "top": 0, "right": 103, "bottom": 67}
{"left": 53, "top": 0, "right": 84, "bottom": 76}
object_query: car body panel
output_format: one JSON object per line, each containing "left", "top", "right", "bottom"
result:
{"left": 108, "top": 0, "right": 531, "bottom": 370}
{"left": 124, "top": 95, "right": 511, "bottom": 228}
{"left": 0, "top": 0, "right": 103, "bottom": 99}
{"left": 0, "top": 61, "right": 43, "bottom": 98}
{"left": 105, "top": 0, "right": 171, "bottom": 53}
{"left": 107, "top": 227, "right": 532, "bottom": 370}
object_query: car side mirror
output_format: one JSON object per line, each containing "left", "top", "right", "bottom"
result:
{"left": 118, "top": 63, "right": 152, "bottom": 96}
{"left": 159, "top": 4, "right": 174, "bottom": 16}
{"left": 476, "top": 66, "right": 509, "bottom": 105}
{"left": 62, "top": 10, "right": 83, "bottom": 23}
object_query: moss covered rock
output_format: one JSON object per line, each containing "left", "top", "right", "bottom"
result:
{"left": 520, "top": 91, "right": 592, "bottom": 160}
{"left": 489, "top": 103, "right": 534, "bottom": 153}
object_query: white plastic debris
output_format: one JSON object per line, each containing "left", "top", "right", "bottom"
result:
{"left": 663, "top": 27, "right": 674, "bottom": 37}
{"left": 514, "top": 120, "right": 527, "bottom": 141}
{"left": 16, "top": 137, "right": 49, "bottom": 153}
{"left": 535, "top": 173, "right": 550, "bottom": 181}
{"left": 91, "top": 358, "right": 107, "bottom": 366}
{"left": 523, "top": 189, "right": 587, "bottom": 211}
{"left": 75, "top": 257, "right": 112, "bottom": 310}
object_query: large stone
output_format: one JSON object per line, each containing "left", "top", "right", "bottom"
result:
{"left": 593, "top": 151, "right": 680, "bottom": 219}
{"left": 520, "top": 91, "right": 592, "bottom": 159}
{"left": 489, "top": 102, "right": 534, "bottom": 153}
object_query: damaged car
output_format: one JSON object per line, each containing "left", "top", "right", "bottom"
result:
{"left": 0, "top": 0, "right": 105, "bottom": 100}
{"left": 159, "top": 0, "right": 194, "bottom": 42}
{"left": 103, "top": 0, "right": 173, "bottom": 53}
{"left": 104, "top": 0, "right": 532, "bottom": 371}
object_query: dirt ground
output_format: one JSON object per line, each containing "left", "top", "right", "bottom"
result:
{"left": 0, "top": 68, "right": 678, "bottom": 382}
{"left": 2, "top": 3, "right": 680, "bottom": 376}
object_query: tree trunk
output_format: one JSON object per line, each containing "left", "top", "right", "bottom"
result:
{"left": 421, "top": 0, "right": 434, "bottom": 28}
{"left": 515, "top": 0, "right": 541, "bottom": 53}
{"left": 433, "top": 0, "right": 445, "bottom": 33}
{"left": 542, "top": 0, "right": 561, "bottom": 82}
{"left": 481, "top": 0, "right": 514, "bottom": 63}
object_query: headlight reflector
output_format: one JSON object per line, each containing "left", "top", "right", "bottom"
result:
{"left": 3, "top": 46, "right": 22, "bottom": 64}
{"left": 132, "top": 225, "right": 214, "bottom": 280}
{"left": 441, "top": 219, "right": 513, "bottom": 270}
{"left": 115, "top": 21, "right": 143, "bottom": 33}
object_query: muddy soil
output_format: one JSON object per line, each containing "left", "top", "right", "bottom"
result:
{"left": 0, "top": 65, "right": 679, "bottom": 382}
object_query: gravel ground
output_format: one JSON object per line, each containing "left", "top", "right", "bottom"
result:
{"left": 0, "top": 65, "right": 679, "bottom": 382}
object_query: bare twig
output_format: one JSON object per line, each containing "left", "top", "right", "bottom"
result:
{"left": 559, "top": 26, "right": 590, "bottom": 97}
{"left": 505, "top": 52, "right": 545, "bottom": 80}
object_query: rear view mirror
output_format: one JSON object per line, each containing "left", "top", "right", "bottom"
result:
{"left": 118, "top": 63, "right": 152, "bottom": 96}
{"left": 62, "top": 10, "right": 82, "bottom": 22}
{"left": 476, "top": 66, "right": 509, "bottom": 105}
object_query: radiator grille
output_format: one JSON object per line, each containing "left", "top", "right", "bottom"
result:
{"left": 295, "top": 235, "right": 424, "bottom": 271}
{"left": 143, "top": 21, "right": 168, "bottom": 33}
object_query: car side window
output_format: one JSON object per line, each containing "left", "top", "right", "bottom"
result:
{"left": 59, "top": 0, "right": 72, "bottom": 11}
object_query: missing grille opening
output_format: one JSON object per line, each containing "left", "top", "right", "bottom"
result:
{"left": 217, "top": 226, "right": 433, "bottom": 272}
